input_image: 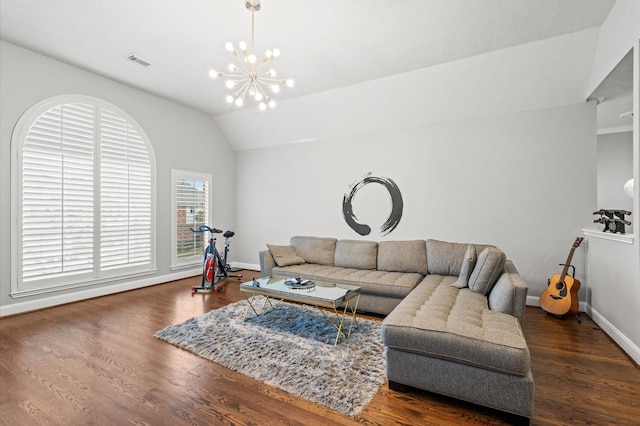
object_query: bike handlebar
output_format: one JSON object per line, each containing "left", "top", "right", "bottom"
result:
{"left": 189, "top": 225, "right": 222, "bottom": 234}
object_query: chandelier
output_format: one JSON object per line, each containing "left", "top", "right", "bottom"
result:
{"left": 209, "top": 0, "right": 293, "bottom": 110}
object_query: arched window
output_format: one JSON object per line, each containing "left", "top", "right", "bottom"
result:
{"left": 11, "top": 95, "right": 156, "bottom": 297}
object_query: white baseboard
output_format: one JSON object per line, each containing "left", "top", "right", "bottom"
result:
{"left": 231, "top": 262, "right": 260, "bottom": 272}
{"left": 586, "top": 305, "right": 640, "bottom": 365}
{"left": 527, "top": 296, "right": 639, "bottom": 365}
{"left": 526, "top": 295, "right": 540, "bottom": 307}
{"left": 526, "top": 296, "right": 589, "bottom": 313}
{"left": 0, "top": 268, "right": 200, "bottom": 317}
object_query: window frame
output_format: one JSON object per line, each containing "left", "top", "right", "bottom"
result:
{"left": 170, "top": 170, "right": 212, "bottom": 270}
{"left": 10, "top": 95, "right": 157, "bottom": 298}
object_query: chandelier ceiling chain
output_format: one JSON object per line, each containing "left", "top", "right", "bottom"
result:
{"left": 209, "top": 0, "right": 293, "bottom": 110}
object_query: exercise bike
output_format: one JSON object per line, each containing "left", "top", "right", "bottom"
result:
{"left": 189, "top": 225, "right": 243, "bottom": 293}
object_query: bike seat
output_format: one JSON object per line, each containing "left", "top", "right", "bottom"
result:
{"left": 223, "top": 230, "right": 235, "bottom": 238}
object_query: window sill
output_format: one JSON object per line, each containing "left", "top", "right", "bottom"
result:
{"left": 170, "top": 262, "right": 201, "bottom": 272}
{"left": 582, "top": 228, "right": 635, "bottom": 245}
{"left": 11, "top": 268, "right": 158, "bottom": 299}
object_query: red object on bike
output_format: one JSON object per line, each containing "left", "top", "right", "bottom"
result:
{"left": 205, "top": 257, "right": 218, "bottom": 282}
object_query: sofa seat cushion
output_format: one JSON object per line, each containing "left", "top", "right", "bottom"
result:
{"left": 381, "top": 274, "right": 530, "bottom": 376}
{"left": 271, "top": 264, "right": 423, "bottom": 299}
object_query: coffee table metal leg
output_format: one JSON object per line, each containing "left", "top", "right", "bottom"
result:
{"left": 243, "top": 294, "right": 281, "bottom": 321}
{"left": 317, "top": 293, "right": 361, "bottom": 346}
{"left": 343, "top": 293, "right": 360, "bottom": 339}
{"left": 334, "top": 304, "right": 350, "bottom": 346}
{"left": 243, "top": 294, "right": 259, "bottom": 321}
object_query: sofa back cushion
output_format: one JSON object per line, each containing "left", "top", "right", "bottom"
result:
{"left": 426, "top": 239, "right": 469, "bottom": 276}
{"left": 427, "top": 239, "right": 495, "bottom": 276}
{"left": 290, "top": 236, "right": 337, "bottom": 265}
{"left": 468, "top": 247, "right": 506, "bottom": 295}
{"left": 334, "top": 240, "right": 378, "bottom": 270}
{"left": 377, "top": 240, "right": 428, "bottom": 275}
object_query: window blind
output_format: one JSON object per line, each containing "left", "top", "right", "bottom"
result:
{"left": 22, "top": 103, "right": 95, "bottom": 281}
{"left": 100, "top": 107, "right": 152, "bottom": 270}
{"left": 175, "top": 176, "right": 209, "bottom": 259}
{"left": 17, "top": 97, "right": 154, "bottom": 292}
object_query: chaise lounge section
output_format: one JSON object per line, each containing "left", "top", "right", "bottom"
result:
{"left": 259, "top": 236, "right": 534, "bottom": 421}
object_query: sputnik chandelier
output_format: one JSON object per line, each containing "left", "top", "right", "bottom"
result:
{"left": 209, "top": 0, "right": 293, "bottom": 110}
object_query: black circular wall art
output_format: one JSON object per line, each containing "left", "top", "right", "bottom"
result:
{"left": 342, "top": 173, "right": 403, "bottom": 236}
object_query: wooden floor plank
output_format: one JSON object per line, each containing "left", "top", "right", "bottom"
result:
{"left": 1, "top": 272, "right": 639, "bottom": 425}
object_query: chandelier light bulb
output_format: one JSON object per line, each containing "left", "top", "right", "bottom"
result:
{"left": 624, "top": 178, "right": 634, "bottom": 198}
{"left": 211, "top": 0, "right": 292, "bottom": 110}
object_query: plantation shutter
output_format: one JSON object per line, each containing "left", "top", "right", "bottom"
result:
{"left": 175, "top": 176, "right": 208, "bottom": 259}
{"left": 99, "top": 107, "right": 152, "bottom": 270}
{"left": 22, "top": 103, "right": 95, "bottom": 281}
{"left": 15, "top": 96, "right": 155, "bottom": 295}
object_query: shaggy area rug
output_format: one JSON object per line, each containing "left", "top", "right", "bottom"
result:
{"left": 154, "top": 300, "right": 386, "bottom": 416}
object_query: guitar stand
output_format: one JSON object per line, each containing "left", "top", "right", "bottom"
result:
{"left": 545, "top": 311, "right": 582, "bottom": 323}
{"left": 560, "top": 263, "right": 576, "bottom": 280}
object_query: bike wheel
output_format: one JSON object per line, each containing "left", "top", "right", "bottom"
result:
{"left": 205, "top": 256, "right": 218, "bottom": 282}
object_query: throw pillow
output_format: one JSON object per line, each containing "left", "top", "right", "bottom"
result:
{"left": 451, "top": 244, "right": 477, "bottom": 288}
{"left": 468, "top": 247, "right": 506, "bottom": 295}
{"left": 267, "top": 244, "right": 306, "bottom": 267}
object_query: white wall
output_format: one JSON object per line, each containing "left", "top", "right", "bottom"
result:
{"left": 583, "top": 0, "right": 640, "bottom": 364}
{"left": 216, "top": 27, "right": 600, "bottom": 151}
{"left": 0, "top": 41, "right": 236, "bottom": 315}
{"left": 235, "top": 102, "right": 598, "bottom": 300}
{"left": 587, "top": 0, "right": 639, "bottom": 95}
{"left": 585, "top": 234, "right": 639, "bottom": 364}
{"left": 597, "top": 131, "right": 633, "bottom": 220}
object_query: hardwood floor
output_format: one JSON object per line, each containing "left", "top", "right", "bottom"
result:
{"left": 1, "top": 271, "right": 639, "bottom": 425}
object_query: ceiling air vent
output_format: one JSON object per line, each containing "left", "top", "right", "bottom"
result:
{"left": 126, "top": 53, "right": 151, "bottom": 67}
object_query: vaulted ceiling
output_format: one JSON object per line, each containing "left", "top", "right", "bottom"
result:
{"left": 1, "top": 0, "right": 628, "bottom": 149}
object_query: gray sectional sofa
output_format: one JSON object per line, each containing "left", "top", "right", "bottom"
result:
{"left": 259, "top": 236, "right": 534, "bottom": 421}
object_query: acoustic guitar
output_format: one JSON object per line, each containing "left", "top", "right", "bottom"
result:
{"left": 540, "top": 237, "right": 583, "bottom": 318}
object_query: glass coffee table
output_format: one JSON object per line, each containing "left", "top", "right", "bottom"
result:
{"left": 240, "top": 275, "right": 361, "bottom": 346}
